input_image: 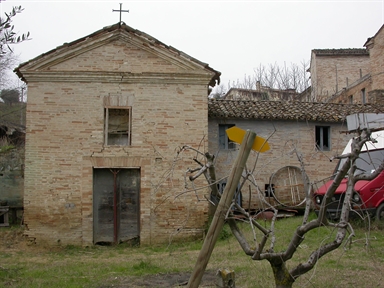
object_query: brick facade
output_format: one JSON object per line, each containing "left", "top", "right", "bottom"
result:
{"left": 369, "top": 90, "right": 384, "bottom": 105}
{"left": 16, "top": 24, "right": 220, "bottom": 246}
{"left": 330, "top": 75, "right": 372, "bottom": 104}
{"left": 209, "top": 118, "right": 348, "bottom": 210}
{"left": 366, "top": 26, "right": 384, "bottom": 91}
{"left": 316, "top": 25, "right": 384, "bottom": 104}
{"left": 310, "top": 49, "right": 370, "bottom": 102}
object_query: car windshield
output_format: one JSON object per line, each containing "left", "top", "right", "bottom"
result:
{"left": 334, "top": 148, "right": 384, "bottom": 177}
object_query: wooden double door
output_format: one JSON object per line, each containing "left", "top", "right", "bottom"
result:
{"left": 93, "top": 168, "right": 140, "bottom": 244}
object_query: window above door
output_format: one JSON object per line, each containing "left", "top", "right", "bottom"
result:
{"left": 104, "top": 107, "right": 132, "bottom": 146}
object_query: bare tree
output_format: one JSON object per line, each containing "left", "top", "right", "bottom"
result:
{"left": 226, "top": 61, "right": 311, "bottom": 99}
{"left": 253, "top": 61, "right": 310, "bottom": 93}
{"left": 209, "top": 83, "right": 227, "bottom": 99}
{"left": 0, "top": 52, "right": 18, "bottom": 87}
{"left": 184, "top": 128, "right": 383, "bottom": 287}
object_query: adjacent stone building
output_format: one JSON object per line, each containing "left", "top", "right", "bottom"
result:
{"left": 309, "top": 48, "right": 370, "bottom": 102}
{"left": 208, "top": 99, "right": 384, "bottom": 210}
{"left": 15, "top": 23, "right": 220, "bottom": 246}
{"left": 312, "top": 25, "right": 384, "bottom": 104}
{"left": 366, "top": 25, "right": 384, "bottom": 95}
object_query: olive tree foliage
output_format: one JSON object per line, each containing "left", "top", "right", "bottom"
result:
{"left": 182, "top": 128, "right": 383, "bottom": 288}
{"left": 0, "top": 5, "right": 29, "bottom": 100}
{"left": 0, "top": 5, "right": 30, "bottom": 56}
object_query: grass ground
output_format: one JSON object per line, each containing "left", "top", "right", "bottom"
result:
{"left": 0, "top": 214, "right": 383, "bottom": 287}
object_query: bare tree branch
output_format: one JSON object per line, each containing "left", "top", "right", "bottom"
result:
{"left": 183, "top": 128, "right": 380, "bottom": 287}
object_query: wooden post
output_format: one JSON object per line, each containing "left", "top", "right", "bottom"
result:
{"left": 187, "top": 130, "right": 256, "bottom": 288}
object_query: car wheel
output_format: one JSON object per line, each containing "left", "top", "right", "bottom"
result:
{"left": 375, "top": 203, "right": 384, "bottom": 222}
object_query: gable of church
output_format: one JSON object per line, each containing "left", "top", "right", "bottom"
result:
{"left": 16, "top": 23, "right": 220, "bottom": 85}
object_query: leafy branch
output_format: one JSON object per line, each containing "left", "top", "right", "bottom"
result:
{"left": 0, "top": 5, "right": 30, "bottom": 56}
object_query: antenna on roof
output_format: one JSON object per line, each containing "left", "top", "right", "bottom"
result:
{"left": 112, "top": 3, "right": 129, "bottom": 26}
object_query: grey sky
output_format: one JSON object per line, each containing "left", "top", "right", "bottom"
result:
{"left": 1, "top": 0, "right": 383, "bottom": 88}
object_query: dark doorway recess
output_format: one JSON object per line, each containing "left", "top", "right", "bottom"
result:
{"left": 93, "top": 168, "right": 140, "bottom": 245}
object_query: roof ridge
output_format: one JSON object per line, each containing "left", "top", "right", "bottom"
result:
{"left": 208, "top": 99, "right": 384, "bottom": 122}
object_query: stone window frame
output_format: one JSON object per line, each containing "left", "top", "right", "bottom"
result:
{"left": 104, "top": 106, "right": 132, "bottom": 146}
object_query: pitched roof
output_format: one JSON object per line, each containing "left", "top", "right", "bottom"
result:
{"left": 312, "top": 48, "right": 369, "bottom": 56}
{"left": 208, "top": 99, "right": 384, "bottom": 122}
{"left": 364, "top": 24, "right": 384, "bottom": 47}
{"left": 15, "top": 22, "right": 221, "bottom": 86}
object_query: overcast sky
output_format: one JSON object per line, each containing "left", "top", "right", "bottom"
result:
{"left": 1, "top": 0, "right": 383, "bottom": 88}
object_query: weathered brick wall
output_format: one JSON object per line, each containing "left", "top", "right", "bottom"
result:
{"left": 208, "top": 119, "right": 350, "bottom": 210}
{"left": 330, "top": 78, "right": 372, "bottom": 104}
{"left": 369, "top": 28, "right": 384, "bottom": 91}
{"left": 311, "top": 53, "right": 370, "bottom": 102}
{"left": 22, "top": 38, "right": 212, "bottom": 246}
{"left": 49, "top": 40, "right": 199, "bottom": 75}
{"left": 323, "top": 27, "right": 383, "bottom": 105}
{"left": 368, "top": 90, "right": 384, "bottom": 105}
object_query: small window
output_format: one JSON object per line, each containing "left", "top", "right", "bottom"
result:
{"left": 361, "top": 88, "right": 366, "bottom": 104}
{"left": 104, "top": 107, "right": 131, "bottom": 146}
{"left": 261, "top": 93, "right": 269, "bottom": 101}
{"left": 282, "top": 93, "right": 290, "bottom": 101}
{"left": 349, "top": 95, "right": 353, "bottom": 104}
{"left": 219, "top": 124, "right": 235, "bottom": 149}
{"left": 315, "top": 126, "right": 330, "bottom": 151}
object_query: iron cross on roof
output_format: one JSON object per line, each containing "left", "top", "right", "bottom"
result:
{"left": 113, "top": 3, "right": 129, "bottom": 24}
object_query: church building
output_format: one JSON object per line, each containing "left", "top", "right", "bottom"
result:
{"left": 15, "top": 22, "right": 220, "bottom": 246}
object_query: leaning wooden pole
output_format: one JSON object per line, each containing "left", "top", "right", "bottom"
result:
{"left": 187, "top": 130, "right": 256, "bottom": 288}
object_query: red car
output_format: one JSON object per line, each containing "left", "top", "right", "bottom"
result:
{"left": 313, "top": 131, "right": 384, "bottom": 221}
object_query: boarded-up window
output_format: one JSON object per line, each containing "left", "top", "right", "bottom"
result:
{"left": 104, "top": 107, "right": 131, "bottom": 145}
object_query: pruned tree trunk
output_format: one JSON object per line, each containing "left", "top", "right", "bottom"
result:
{"left": 269, "top": 260, "right": 295, "bottom": 288}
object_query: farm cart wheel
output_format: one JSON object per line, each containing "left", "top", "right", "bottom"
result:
{"left": 376, "top": 203, "right": 384, "bottom": 222}
{"left": 269, "top": 166, "right": 309, "bottom": 208}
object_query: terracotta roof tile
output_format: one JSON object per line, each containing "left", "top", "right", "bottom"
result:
{"left": 312, "top": 48, "right": 369, "bottom": 56}
{"left": 208, "top": 99, "right": 384, "bottom": 122}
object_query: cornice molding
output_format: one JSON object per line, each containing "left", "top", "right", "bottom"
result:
{"left": 19, "top": 71, "right": 213, "bottom": 85}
